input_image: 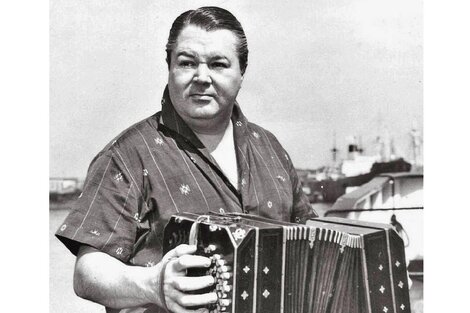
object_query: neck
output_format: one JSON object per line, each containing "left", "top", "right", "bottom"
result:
{"left": 193, "top": 120, "right": 231, "bottom": 152}
{"left": 182, "top": 106, "right": 232, "bottom": 134}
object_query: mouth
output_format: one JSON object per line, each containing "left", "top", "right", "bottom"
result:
{"left": 189, "top": 93, "right": 214, "bottom": 101}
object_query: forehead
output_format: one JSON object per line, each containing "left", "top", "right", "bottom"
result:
{"left": 174, "top": 25, "right": 239, "bottom": 58}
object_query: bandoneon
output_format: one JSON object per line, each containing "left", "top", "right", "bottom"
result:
{"left": 163, "top": 212, "right": 411, "bottom": 313}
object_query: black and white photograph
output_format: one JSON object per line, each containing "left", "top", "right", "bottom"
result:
{"left": 46, "top": 1, "right": 426, "bottom": 312}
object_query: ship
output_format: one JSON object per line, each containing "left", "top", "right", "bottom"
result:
{"left": 299, "top": 124, "right": 422, "bottom": 204}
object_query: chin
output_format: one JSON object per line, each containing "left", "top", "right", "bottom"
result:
{"left": 190, "top": 112, "right": 219, "bottom": 121}
{"left": 190, "top": 105, "right": 220, "bottom": 118}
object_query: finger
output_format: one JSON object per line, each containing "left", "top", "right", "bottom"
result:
{"left": 166, "top": 300, "right": 209, "bottom": 313}
{"left": 163, "top": 244, "right": 197, "bottom": 262}
{"left": 172, "top": 275, "right": 215, "bottom": 292}
{"left": 172, "top": 289, "right": 218, "bottom": 308}
{"left": 172, "top": 254, "right": 212, "bottom": 272}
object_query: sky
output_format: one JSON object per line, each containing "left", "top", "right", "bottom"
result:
{"left": 50, "top": 0, "right": 422, "bottom": 178}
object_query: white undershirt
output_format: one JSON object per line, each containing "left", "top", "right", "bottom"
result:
{"left": 161, "top": 115, "right": 239, "bottom": 189}
{"left": 210, "top": 121, "right": 239, "bottom": 189}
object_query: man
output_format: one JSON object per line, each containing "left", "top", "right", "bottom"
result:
{"left": 56, "top": 7, "right": 317, "bottom": 313}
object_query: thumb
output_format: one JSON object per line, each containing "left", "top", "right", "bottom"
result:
{"left": 161, "top": 244, "right": 197, "bottom": 262}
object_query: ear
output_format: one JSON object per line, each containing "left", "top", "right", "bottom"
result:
{"left": 240, "top": 64, "right": 247, "bottom": 84}
{"left": 166, "top": 58, "right": 171, "bottom": 71}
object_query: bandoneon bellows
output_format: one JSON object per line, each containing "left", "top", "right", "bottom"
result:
{"left": 163, "top": 212, "right": 411, "bottom": 313}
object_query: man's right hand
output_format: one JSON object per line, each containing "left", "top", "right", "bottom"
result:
{"left": 74, "top": 244, "right": 217, "bottom": 313}
{"left": 156, "top": 244, "right": 217, "bottom": 313}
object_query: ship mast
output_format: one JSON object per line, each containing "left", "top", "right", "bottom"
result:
{"left": 409, "top": 119, "right": 423, "bottom": 167}
{"left": 331, "top": 131, "right": 338, "bottom": 164}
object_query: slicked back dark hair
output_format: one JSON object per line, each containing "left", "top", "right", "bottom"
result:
{"left": 166, "top": 6, "right": 248, "bottom": 75}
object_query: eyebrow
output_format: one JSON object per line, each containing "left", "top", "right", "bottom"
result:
{"left": 176, "top": 51, "right": 197, "bottom": 58}
{"left": 209, "top": 55, "right": 230, "bottom": 62}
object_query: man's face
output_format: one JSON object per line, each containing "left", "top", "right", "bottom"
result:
{"left": 168, "top": 25, "right": 244, "bottom": 133}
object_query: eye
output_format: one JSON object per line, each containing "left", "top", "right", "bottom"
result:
{"left": 211, "top": 61, "right": 229, "bottom": 69}
{"left": 178, "top": 60, "right": 196, "bottom": 68}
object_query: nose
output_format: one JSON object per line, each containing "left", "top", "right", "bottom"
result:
{"left": 193, "top": 64, "right": 212, "bottom": 84}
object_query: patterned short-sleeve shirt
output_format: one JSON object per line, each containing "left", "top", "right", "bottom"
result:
{"left": 55, "top": 86, "right": 317, "bottom": 313}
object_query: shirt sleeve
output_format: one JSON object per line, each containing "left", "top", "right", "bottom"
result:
{"left": 285, "top": 152, "right": 319, "bottom": 224}
{"left": 55, "top": 148, "right": 141, "bottom": 263}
